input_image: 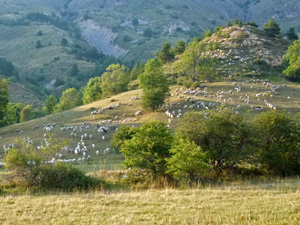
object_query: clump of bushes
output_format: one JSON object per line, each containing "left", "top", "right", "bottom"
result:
{"left": 3, "top": 137, "right": 102, "bottom": 192}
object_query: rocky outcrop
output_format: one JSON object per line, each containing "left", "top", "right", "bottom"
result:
{"left": 78, "top": 19, "right": 128, "bottom": 58}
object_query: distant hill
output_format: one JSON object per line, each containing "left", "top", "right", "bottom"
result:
{"left": 0, "top": 0, "right": 299, "bottom": 105}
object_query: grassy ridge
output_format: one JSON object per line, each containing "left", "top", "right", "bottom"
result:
{"left": 1, "top": 78, "right": 300, "bottom": 173}
{"left": 1, "top": 181, "right": 300, "bottom": 224}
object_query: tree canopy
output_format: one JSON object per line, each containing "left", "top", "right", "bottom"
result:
{"left": 138, "top": 59, "right": 169, "bottom": 111}
{"left": 283, "top": 39, "right": 300, "bottom": 79}
{"left": 0, "top": 77, "right": 9, "bottom": 126}
{"left": 82, "top": 77, "right": 102, "bottom": 104}
{"left": 56, "top": 88, "right": 83, "bottom": 112}
{"left": 101, "top": 64, "right": 129, "bottom": 97}
{"left": 264, "top": 18, "right": 281, "bottom": 37}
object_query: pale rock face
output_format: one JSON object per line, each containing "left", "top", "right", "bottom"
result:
{"left": 78, "top": 19, "right": 128, "bottom": 58}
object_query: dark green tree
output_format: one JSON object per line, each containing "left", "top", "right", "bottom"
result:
{"left": 264, "top": 18, "right": 281, "bottom": 37}
{"left": 120, "top": 120, "right": 173, "bottom": 177}
{"left": 35, "top": 40, "right": 42, "bottom": 48}
{"left": 0, "top": 77, "right": 9, "bottom": 126}
{"left": 203, "top": 29, "right": 212, "bottom": 38}
{"left": 286, "top": 27, "right": 299, "bottom": 41}
{"left": 61, "top": 38, "right": 68, "bottom": 46}
{"left": 254, "top": 111, "right": 300, "bottom": 175}
{"left": 174, "top": 39, "right": 186, "bottom": 55}
{"left": 69, "top": 64, "right": 79, "bottom": 77}
{"left": 159, "top": 42, "right": 175, "bottom": 63}
{"left": 130, "top": 62, "right": 145, "bottom": 81}
{"left": 138, "top": 59, "right": 169, "bottom": 111}
{"left": 176, "top": 110, "right": 256, "bottom": 172}
{"left": 226, "top": 21, "right": 232, "bottom": 27}
{"left": 111, "top": 126, "right": 137, "bottom": 151}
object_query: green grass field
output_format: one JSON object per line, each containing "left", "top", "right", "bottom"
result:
{"left": 1, "top": 180, "right": 300, "bottom": 224}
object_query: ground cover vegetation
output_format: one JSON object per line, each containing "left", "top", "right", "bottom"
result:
{"left": 0, "top": 18, "right": 300, "bottom": 199}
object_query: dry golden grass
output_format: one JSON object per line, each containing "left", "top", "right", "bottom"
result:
{"left": 1, "top": 183, "right": 300, "bottom": 224}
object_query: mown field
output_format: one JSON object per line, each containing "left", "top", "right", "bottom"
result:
{"left": 1, "top": 77, "right": 300, "bottom": 173}
{"left": 1, "top": 180, "right": 300, "bottom": 224}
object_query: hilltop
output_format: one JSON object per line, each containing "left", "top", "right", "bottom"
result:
{"left": 0, "top": 0, "right": 299, "bottom": 105}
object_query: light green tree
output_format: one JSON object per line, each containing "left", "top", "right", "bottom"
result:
{"left": 44, "top": 95, "right": 58, "bottom": 114}
{"left": 101, "top": 64, "right": 129, "bottom": 97}
{"left": 283, "top": 39, "right": 300, "bottom": 79}
{"left": 20, "top": 105, "right": 32, "bottom": 122}
{"left": 82, "top": 77, "right": 102, "bottom": 104}
{"left": 56, "top": 88, "right": 83, "bottom": 112}
{"left": 120, "top": 120, "right": 173, "bottom": 177}
{"left": 167, "top": 139, "right": 211, "bottom": 185}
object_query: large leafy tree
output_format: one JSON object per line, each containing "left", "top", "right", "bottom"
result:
{"left": 44, "top": 95, "right": 58, "bottom": 114}
{"left": 138, "top": 59, "right": 169, "bottom": 111}
{"left": 254, "top": 111, "right": 300, "bottom": 175}
{"left": 82, "top": 77, "right": 102, "bottom": 104}
{"left": 177, "top": 41, "right": 217, "bottom": 82}
{"left": 101, "top": 64, "right": 129, "bottom": 97}
{"left": 120, "top": 121, "right": 173, "bottom": 177}
{"left": 176, "top": 110, "right": 256, "bottom": 172}
{"left": 20, "top": 105, "right": 32, "bottom": 122}
{"left": 166, "top": 139, "right": 210, "bottom": 185}
{"left": 0, "top": 77, "right": 9, "bottom": 126}
{"left": 264, "top": 18, "right": 281, "bottom": 37}
{"left": 283, "top": 39, "right": 300, "bottom": 79}
{"left": 56, "top": 88, "right": 83, "bottom": 112}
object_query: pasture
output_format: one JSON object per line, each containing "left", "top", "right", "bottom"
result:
{"left": 0, "top": 77, "right": 300, "bottom": 173}
{"left": 1, "top": 180, "right": 300, "bottom": 224}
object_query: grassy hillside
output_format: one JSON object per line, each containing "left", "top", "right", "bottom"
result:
{"left": 1, "top": 76, "right": 300, "bottom": 173}
{"left": 1, "top": 182, "right": 300, "bottom": 224}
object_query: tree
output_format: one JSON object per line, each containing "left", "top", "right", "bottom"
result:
{"left": 226, "top": 21, "right": 232, "bottom": 27}
{"left": 69, "top": 64, "right": 79, "bottom": 77}
{"left": 286, "top": 27, "right": 298, "bottom": 41}
{"left": 111, "top": 126, "right": 137, "bottom": 151}
{"left": 56, "top": 88, "right": 83, "bottom": 112}
{"left": 132, "top": 18, "right": 138, "bottom": 26}
{"left": 254, "top": 111, "right": 300, "bottom": 175}
{"left": 283, "top": 39, "right": 300, "bottom": 79}
{"left": 20, "top": 105, "right": 32, "bottom": 122}
{"left": 0, "top": 77, "right": 9, "bottom": 126}
{"left": 138, "top": 59, "right": 169, "bottom": 111}
{"left": 44, "top": 95, "right": 58, "bottom": 114}
{"left": 120, "top": 120, "right": 173, "bottom": 177}
{"left": 130, "top": 62, "right": 145, "bottom": 81}
{"left": 177, "top": 41, "right": 218, "bottom": 83}
{"left": 82, "top": 77, "right": 102, "bottom": 104}
{"left": 176, "top": 110, "right": 256, "bottom": 172}
{"left": 158, "top": 42, "right": 175, "bottom": 63}
{"left": 166, "top": 139, "right": 210, "bottom": 185}
{"left": 203, "top": 29, "right": 212, "bottom": 38}
{"left": 264, "top": 18, "right": 281, "bottom": 37}
{"left": 61, "top": 38, "right": 68, "bottom": 46}
{"left": 35, "top": 40, "right": 42, "bottom": 48}
{"left": 100, "top": 64, "right": 129, "bottom": 97}
{"left": 174, "top": 40, "right": 186, "bottom": 55}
